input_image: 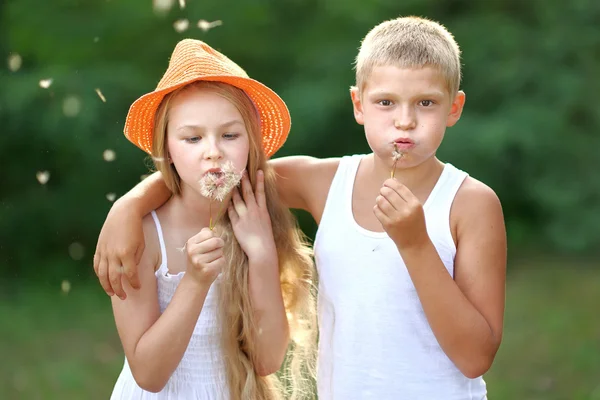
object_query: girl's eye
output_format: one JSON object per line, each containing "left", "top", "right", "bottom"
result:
{"left": 223, "top": 133, "right": 240, "bottom": 140}
{"left": 185, "top": 137, "right": 200, "bottom": 143}
{"left": 420, "top": 100, "right": 434, "bottom": 107}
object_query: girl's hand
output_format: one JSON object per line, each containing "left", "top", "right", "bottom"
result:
{"left": 373, "top": 178, "right": 430, "bottom": 250}
{"left": 185, "top": 228, "right": 226, "bottom": 286}
{"left": 228, "top": 170, "right": 276, "bottom": 260}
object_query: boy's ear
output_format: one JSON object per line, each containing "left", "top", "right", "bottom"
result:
{"left": 350, "top": 86, "right": 365, "bottom": 125}
{"left": 447, "top": 90, "right": 466, "bottom": 127}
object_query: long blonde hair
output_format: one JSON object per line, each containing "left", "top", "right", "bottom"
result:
{"left": 152, "top": 81, "right": 317, "bottom": 400}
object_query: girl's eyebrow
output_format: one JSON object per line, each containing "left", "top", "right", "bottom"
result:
{"left": 176, "top": 119, "right": 244, "bottom": 132}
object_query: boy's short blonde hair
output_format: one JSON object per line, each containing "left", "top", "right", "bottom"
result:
{"left": 354, "top": 16, "right": 462, "bottom": 96}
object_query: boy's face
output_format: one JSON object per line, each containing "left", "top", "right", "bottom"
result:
{"left": 351, "top": 65, "right": 465, "bottom": 169}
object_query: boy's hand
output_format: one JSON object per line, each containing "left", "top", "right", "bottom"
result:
{"left": 373, "top": 178, "right": 429, "bottom": 250}
{"left": 228, "top": 170, "right": 277, "bottom": 261}
{"left": 186, "top": 228, "right": 225, "bottom": 286}
{"left": 94, "top": 200, "right": 144, "bottom": 299}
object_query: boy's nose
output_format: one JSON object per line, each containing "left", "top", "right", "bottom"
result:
{"left": 394, "top": 109, "right": 417, "bottom": 130}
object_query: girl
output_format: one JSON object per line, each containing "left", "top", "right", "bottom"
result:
{"left": 109, "top": 39, "right": 316, "bottom": 400}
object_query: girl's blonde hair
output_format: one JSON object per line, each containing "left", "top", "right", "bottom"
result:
{"left": 152, "top": 81, "right": 317, "bottom": 400}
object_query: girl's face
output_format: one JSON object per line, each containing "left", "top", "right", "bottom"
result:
{"left": 166, "top": 87, "right": 250, "bottom": 196}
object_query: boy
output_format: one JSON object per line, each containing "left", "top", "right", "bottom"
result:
{"left": 95, "top": 17, "right": 505, "bottom": 399}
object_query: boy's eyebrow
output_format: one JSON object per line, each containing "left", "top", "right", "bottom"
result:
{"left": 369, "top": 90, "right": 446, "bottom": 99}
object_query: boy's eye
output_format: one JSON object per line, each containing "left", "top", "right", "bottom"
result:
{"left": 378, "top": 100, "right": 393, "bottom": 106}
{"left": 420, "top": 100, "right": 434, "bottom": 107}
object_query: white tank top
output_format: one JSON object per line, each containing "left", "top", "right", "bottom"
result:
{"left": 314, "top": 155, "right": 487, "bottom": 400}
{"left": 110, "top": 211, "right": 229, "bottom": 399}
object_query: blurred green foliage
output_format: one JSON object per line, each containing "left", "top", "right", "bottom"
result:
{"left": 2, "top": 0, "right": 599, "bottom": 282}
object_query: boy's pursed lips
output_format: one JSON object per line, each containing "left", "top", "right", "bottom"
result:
{"left": 392, "top": 137, "right": 415, "bottom": 149}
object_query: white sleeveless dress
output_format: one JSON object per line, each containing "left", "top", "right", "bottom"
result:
{"left": 314, "top": 155, "right": 488, "bottom": 400}
{"left": 110, "top": 211, "right": 229, "bottom": 399}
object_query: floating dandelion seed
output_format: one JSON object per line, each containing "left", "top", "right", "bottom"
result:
{"left": 153, "top": 0, "right": 175, "bottom": 15}
{"left": 103, "top": 149, "right": 116, "bottom": 162}
{"left": 106, "top": 193, "right": 117, "bottom": 202}
{"left": 197, "top": 19, "right": 223, "bottom": 32}
{"left": 68, "top": 242, "right": 85, "bottom": 261}
{"left": 63, "top": 95, "right": 81, "bottom": 118}
{"left": 36, "top": 171, "right": 50, "bottom": 185}
{"left": 94, "top": 37, "right": 100, "bottom": 43}
{"left": 178, "top": 0, "right": 185, "bottom": 9}
{"left": 61, "top": 280, "right": 71, "bottom": 294}
{"left": 199, "top": 161, "right": 242, "bottom": 229}
{"left": 8, "top": 54, "right": 22, "bottom": 72}
{"left": 39, "top": 78, "right": 53, "bottom": 89}
{"left": 140, "top": 174, "right": 150, "bottom": 181}
{"left": 95, "top": 88, "right": 106, "bottom": 102}
{"left": 173, "top": 19, "right": 189, "bottom": 33}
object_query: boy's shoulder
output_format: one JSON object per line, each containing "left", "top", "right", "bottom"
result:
{"left": 452, "top": 173, "right": 504, "bottom": 233}
{"left": 269, "top": 155, "right": 343, "bottom": 214}
{"left": 456, "top": 174, "right": 501, "bottom": 207}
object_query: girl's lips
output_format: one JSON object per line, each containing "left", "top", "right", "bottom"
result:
{"left": 204, "top": 168, "right": 223, "bottom": 176}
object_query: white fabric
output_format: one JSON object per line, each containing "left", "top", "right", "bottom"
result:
{"left": 314, "top": 154, "right": 487, "bottom": 400}
{"left": 110, "top": 211, "right": 228, "bottom": 399}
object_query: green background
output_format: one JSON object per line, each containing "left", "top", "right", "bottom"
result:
{"left": 1, "top": 0, "right": 599, "bottom": 398}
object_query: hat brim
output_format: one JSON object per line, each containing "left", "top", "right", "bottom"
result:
{"left": 124, "top": 75, "right": 291, "bottom": 158}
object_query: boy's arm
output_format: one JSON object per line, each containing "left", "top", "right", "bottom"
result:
{"left": 113, "top": 216, "right": 211, "bottom": 393}
{"left": 269, "top": 156, "right": 339, "bottom": 222}
{"left": 94, "top": 171, "right": 171, "bottom": 299}
{"left": 376, "top": 177, "right": 506, "bottom": 378}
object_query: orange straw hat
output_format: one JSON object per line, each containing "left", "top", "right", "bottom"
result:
{"left": 124, "top": 39, "right": 290, "bottom": 158}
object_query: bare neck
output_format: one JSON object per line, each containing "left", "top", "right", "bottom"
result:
{"left": 359, "top": 154, "right": 445, "bottom": 204}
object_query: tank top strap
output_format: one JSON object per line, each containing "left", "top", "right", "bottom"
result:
{"left": 150, "top": 210, "right": 169, "bottom": 276}
{"left": 424, "top": 163, "right": 468, "bottom": 217}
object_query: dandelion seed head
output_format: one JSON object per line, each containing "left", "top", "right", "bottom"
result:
{"left": 392, "top": 143, "right": 403, "bottom": 161}
{"left": 199, "top": 161, "right": 242, "bottom": 201}
{"left": 106, "top": 193, "right": 117, "bottom": 202}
